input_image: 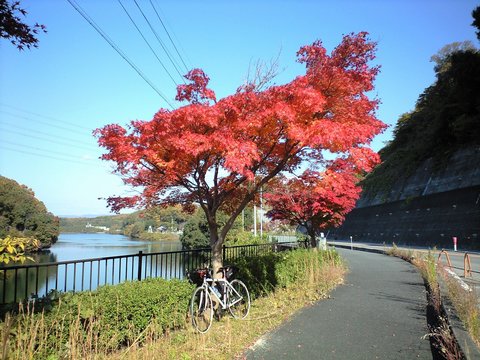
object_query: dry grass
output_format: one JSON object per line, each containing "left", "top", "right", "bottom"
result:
{"left": 441, "top": 268, "right": 480, "bottom": 347}
{"left": 0, "top": 255, "right": 345, "bottom": 360}
{"left": 387, "top": 246, "right": 471, "bottom": 359}
{"left": 387, "top": 245, "right": 480, "bottom": 347}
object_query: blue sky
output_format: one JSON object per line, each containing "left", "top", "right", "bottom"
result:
{"left": 0, "top": 0, "right": 478, "bottom": 216}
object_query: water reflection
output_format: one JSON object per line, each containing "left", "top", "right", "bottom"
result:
{"left": 0, "top": 233, "right": 184, "bottom": 304}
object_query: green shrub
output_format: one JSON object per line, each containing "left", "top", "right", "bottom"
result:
{"left": 235, "top": 252, "right": 281, "bottom": 298}
{"left": 8, "top": 278, "right": 194, "bottom": 358}
{"left": 235, "top": 249, "right": 342, "bottom": 299}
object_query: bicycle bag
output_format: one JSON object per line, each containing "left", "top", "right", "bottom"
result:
{"left": 187, "top": 268, "right": 208, "bottom": 286}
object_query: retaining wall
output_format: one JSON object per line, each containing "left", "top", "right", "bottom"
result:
{"left": 330, "top": 185, "right": 480, "bottom": 250}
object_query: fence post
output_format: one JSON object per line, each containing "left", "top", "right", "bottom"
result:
{"left": 223, "top": 245, "right": 227, "bottom": 262}
{"left": 137, "top": 251, "right": 143, "bottom": 281}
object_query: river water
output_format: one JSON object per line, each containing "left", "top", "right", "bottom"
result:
{"left": 1, "top": 233, "right": 185, "bottom": 304}
{"left": 36, "top": 233, "right": 182, "bottom": 263}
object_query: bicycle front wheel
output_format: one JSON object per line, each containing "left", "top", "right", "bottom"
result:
{"left": 190, "top": 286, "right": 213, "bottom": 333}
{"left": 228, "top": 279, "right": 250, "bottom": 319}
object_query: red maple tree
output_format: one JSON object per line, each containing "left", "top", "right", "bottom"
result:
{"left": 95, "top": 32, "right": 385, "bottom": 275}
{"left": 265, "top": 148, "right": 380, "bottom": 248}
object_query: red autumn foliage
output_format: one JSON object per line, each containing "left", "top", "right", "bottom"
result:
{"left": 95, "top": 32, "right": 386, "bottom": 272}
{"left": 265, "top": 148, "right": 380, "bottom": 247}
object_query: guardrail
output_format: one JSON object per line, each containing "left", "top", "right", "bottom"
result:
{"left": 464, "top": 253, "right": 472, "bottom": 278}
{"left": 437, "top": 249, "right": 453, "bottom": 270}
{"left": 0, "top": 241, "right": 297, "bottom": 305}
{"left": 436, "top": 249, "right": 480, "bottom": 279}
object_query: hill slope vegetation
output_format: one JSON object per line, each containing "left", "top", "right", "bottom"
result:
{"left": 0, "top": 176, "right": 59, "bottom": 248}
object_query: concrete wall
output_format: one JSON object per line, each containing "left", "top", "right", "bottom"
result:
{"left": 330, "top": 185, "right": 480, "bottom": 250}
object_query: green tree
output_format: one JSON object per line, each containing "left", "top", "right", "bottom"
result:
{"left": 0, "top": 176, "right": 59, "bottom": 248}
{"left": 430, "top": 41, "right": 475, "bottom": 73}
{"left": 180, "top": 208, "right": 252, "bottom": 249}
{"left": 472, "top": 6, "right": 480, "bottom": 40}
{"left": 180, "top": 210, "right": 211, "bottom": 250}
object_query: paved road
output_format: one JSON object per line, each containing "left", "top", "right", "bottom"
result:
{"left": 245, "top": 248, "right": 432, "bottom": 359}
{"left": 331, "top": 240, "right": 480, "bottom": 293}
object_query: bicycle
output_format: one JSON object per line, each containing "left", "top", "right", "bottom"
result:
{"left": 187, "top": 265, "right": 250, "bottom": 333}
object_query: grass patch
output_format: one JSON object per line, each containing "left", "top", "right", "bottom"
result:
{"left": 441, "top": 269, "right": 480, "bottom": 347}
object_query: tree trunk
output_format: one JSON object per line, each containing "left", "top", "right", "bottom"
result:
{"left": 211, "top": 237, "right": 223, "bottom": 279}
{"left": 307, "top": 227, "right": 317, "bottom": 249}
{"left": 207, "top": 219, "right": 224, "bottom": 279}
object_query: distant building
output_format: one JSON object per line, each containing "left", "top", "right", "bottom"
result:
{"left": 86, "top": 223, "right": 110, "bottom": 232}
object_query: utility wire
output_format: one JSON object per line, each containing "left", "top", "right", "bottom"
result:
{"left": 116, "top": 0, "right": 178, "bottom": 87}
{"left": 1, "top": 120, "right": 95, "bottom": 148}
{"left": 0, "top": 145, "right": 101, "bottom": 167}
{"left": 2, "top": 139, "right": 99, "bottom": 163}
{"left": 1, "top": 110, "right": 94, "bottom": 139}
{"left": 0, "top": 127, "right": 96, "bottom": 152}
{"left": 149, "top": 0, "right": 189, "bottom": 73}
{"left": 132, "top": 0, "right": 185, "bottom": 81}
{"left": 66, "top": 0, "right": 174, "bottom": 108}
{"left": 152, "top": 0, "right": 194, "bottom": 70}
{"left": 0, "top": 103, "right": 92, "bottom": 131}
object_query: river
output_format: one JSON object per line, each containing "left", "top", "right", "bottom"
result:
{"left": 1, "top": 233, "right": 186, "bottom": 304}
{"left": 35, "top": 233, "right": 183, "bottom": 263}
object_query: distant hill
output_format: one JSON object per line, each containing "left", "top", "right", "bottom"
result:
{"left": 0, "top": 176, "right": 59, "bottom": 248}
{"left": 60, "top": 206, "right": 188, "bottom": 239}
{"left": 361, "top": 48, "right": 480, "bottom": 201}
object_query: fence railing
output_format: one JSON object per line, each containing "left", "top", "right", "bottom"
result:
{"left": 0, "top": 241, "right": 299, "bottom": 305}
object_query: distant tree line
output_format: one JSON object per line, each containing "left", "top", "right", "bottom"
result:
{"left": 59, "top": 206, "right": 189, "bottom": 240}
{"left": 60, "top": 204, "right": 259, "bottom": 248}
{"left": 0, "top": 176, "right": 59, "bottom": 248}
{"left": 180, "top": 207, "right": 255, "bottom": 249}
{"left": 361, "top": 6, "right": 480, "bottom": 197}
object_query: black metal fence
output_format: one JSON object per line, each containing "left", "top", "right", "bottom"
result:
{"left": 0, "top": 241, "right": 296, "bottom": 305}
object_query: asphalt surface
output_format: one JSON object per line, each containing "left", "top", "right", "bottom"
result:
{"left": 331, "top": 240, "right": 480, "bottom": 296}
{"left": 244, "top": 248, "right": 432, "bottom": 359}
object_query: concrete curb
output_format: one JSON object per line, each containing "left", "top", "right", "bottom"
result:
{"left": 328, "top": 242, "right": 480, "bottom": 359}
{"left": 328, "top": 242, "right": 386, "bottom": 255}
{"left": 438, "top": 277, "right": 480, "bottom": 360}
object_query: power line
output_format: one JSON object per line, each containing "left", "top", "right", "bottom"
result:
{"left": 116, "top": 0, "right": 178, "bottom": 87}
{"left": 1, "top": 110, "right": 93, "bottom": 139}
{"left": 132, "top": 0, "right": 185, "bottom": 81}
{"left": 152, "top": 0, "right": 194, "bottom": 70}
{"left": 2, "top": 139, "right": 99, "bottom": 163}
{"left": 149, "top": 0, "right": 189, "bottom": 73}
{"left": 65, "top": 0, "right": 174, "bottom": 108}
{"left": 0, "top": 120, "right": 95, "bottom": 149}
{"left": 0, "top": 145, "right": 101, "bottom": 167}
{"left": 0, "top": 127, "right": 96, "bottom": 152}
{"left": 0, "top": 103, "right": 92, "bottom": 131}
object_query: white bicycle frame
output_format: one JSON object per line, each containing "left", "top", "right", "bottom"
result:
{"left": 204, "top": 277, "right": 243, "bottom": 310}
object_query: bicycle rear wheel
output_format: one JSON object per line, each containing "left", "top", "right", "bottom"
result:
{"left": 190, "top": 286, "right": 213, "bottom": 333}
{"left": 228, "top": 279, "right": 250, "bottom": 319}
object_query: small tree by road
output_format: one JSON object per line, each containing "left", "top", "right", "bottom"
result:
{"left": 265, "top": 148, "right": 380, "bottom": 248}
